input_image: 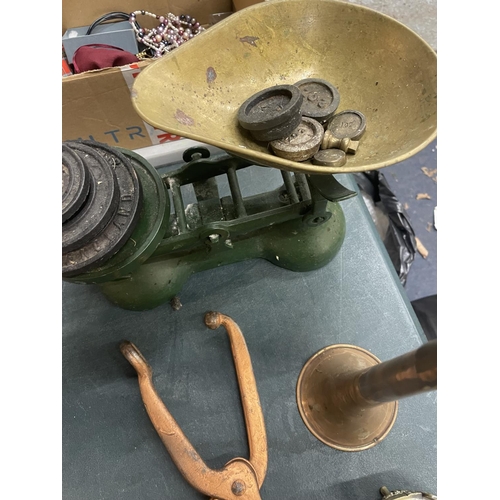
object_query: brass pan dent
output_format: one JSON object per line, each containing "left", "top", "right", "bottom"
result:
{"left": 131, "top": 0, "right": 437, "bottom": 175}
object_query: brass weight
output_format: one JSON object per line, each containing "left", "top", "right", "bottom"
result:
{"left": 380, "top": 486, "right": 437, "bottom": 499}
{"left": 321, "top": 110, "right": 366, "bottom": 153}
{"left": 312, "top": 148, "right": 347, "bottom": 167}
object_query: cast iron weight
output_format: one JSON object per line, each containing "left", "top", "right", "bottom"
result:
{"left": 249, "top": 111, "right": 302, "bottom": 142}
{"left": 294, "top": 78, "right": 340, "bottom": 124}
{"left": 62, "top": 142, "right": 120, "bottom": 253}
{"left": 62, "top": 144, "right": 91, "bottom": 222}
{"left": 237, "top": 85, "right": 304, "bottom": 142}
{"left": 62, "top": 141, "right": 143, "bottom": 277}
{"left": 120, "top": 312, "right": 267, "bottom": 500}
{"left": 326, "top": 109, "right": 366, "bottom": 140}
{"left": 237, "top": 85, "right": 303, "bottom": 131}
{"left": 269, "top": 117, "right": 324, "bottom": 162}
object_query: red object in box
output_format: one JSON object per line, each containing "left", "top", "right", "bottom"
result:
{"left": 62, "top": 46, "right": 73, "bottom": 77}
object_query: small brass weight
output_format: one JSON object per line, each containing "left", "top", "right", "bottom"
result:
{"left": 296, "top": 340, "right": 437, "bottom": 451}
{"left": 379, "top": 486, "right": 437, "bottom": 499}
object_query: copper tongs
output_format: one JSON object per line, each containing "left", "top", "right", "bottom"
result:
{"left": 120, "top": 312, "right": 268, "bottom": 500}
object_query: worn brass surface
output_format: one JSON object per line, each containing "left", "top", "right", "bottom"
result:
{"left": 121, "top": 312, "right": 267, "bottom": 499}
{"left": 296, "top": 341, "right": 437, "bottom": 451}
{"left": 131, "top": 0, "right": 437, "bottom": 175}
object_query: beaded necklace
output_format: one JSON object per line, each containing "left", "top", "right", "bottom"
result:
{"left": 129, "top": 11, "right": 204, "bottom": 58}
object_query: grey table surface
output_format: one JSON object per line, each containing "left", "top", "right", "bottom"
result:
{"left": 62, "top": 169, "right": 437, "bottom": 500}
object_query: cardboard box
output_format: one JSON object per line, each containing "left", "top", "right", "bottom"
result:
{"left": 62, "top": 0, "right": 236, "bottom": 149}
{"left": 232, "top": 0, "right": 264, "bottom": 11}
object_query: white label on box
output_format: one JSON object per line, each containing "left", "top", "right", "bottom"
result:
{"left": 120, "top": 63, "right": 186, "bottom": 146}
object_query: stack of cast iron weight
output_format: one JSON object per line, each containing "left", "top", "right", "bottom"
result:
{"left": 62, "top": 140, "right": 170, "bottom": 286}
{"left": 237, "top": 78, "right": 366, "bottom": 168}
{"left": 237, "top": 84, "right": 304, "bottom": 142}
{"left": 62, "top": 140, "right": 147, "bottom": 279}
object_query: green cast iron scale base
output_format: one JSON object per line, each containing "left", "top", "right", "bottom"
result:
{"left": 62, "top": 145, "right": 354, "bottom": 311}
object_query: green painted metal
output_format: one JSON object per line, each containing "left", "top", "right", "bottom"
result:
{"left": 98, "top": 203, "right": 345, "bottom": 310}
{"left": 63, "top": 148, "right": 349, "bottom": 311}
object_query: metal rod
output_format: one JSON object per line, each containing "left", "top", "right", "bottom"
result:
{"left": 168, "top": 178, "right": 188, "bottom": 233}
{"left": 333, "top": 340, "right": 437, "bottom": 412}
{"left": 227, "top": 167, "right": 247, "bottom": 218}
{"left": 280, "top": 171, "right": 300, "bottom": 204}
{"left": 294, "top": 173, "right": 311, "bottom": 201}
{"left": 358, "top": 340, "right": 437, "bottom": 404}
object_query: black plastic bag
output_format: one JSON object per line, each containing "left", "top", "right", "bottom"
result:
{"left": 411, "top": 294, "right": 437, "bottom": 340}
{"left": 354, "top": 171, "right": 417, "bottom": 286}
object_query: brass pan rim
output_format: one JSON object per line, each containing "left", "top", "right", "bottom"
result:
{"left": 296, "top": 343, "right": 398, "bottom": 451}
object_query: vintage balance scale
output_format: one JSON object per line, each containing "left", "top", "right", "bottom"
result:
{"left": 62, "top": 1, "right": 437, "bottom": 497}
{"left": 62, "top": 0, "right": 436, "bottom": 311}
